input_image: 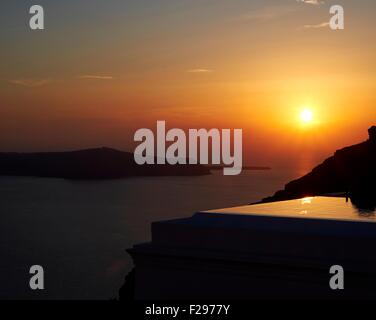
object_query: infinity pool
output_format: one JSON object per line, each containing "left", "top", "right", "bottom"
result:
{"left": 205, "top": 196, "right": 376, "bottom": 222}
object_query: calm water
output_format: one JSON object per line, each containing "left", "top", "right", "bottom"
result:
{"left": 0, "top": 169, "right": 301, "bottom": 300}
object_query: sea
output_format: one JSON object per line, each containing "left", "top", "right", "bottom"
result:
{"left": 0, "top": 168, "right": 304, "bottom": 300}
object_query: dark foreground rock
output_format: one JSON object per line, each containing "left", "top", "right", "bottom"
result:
{"left": 262, "top": 126, "right": 376, "bottom": 208}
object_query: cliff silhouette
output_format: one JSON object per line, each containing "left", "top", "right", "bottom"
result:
{"left": 0, "top": 147, "right": 210, "bottom": 180}
{"left": 262, "top": 126, "right": 376, "bottom": 209}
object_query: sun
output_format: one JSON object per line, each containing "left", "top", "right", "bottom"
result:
{"left": 300, "top": 108, "right": 313, "bottom": 124}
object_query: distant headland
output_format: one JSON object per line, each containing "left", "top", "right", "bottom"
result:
{"left": 0, "top": 147, "right": 273, "bottom": 180}
{"left": 0, "top": 147, "right": 211, "bottom": 180}
{"left": 262, "top": 126, "right": 376, "bottom": 210}
{"left": 207, "top": 165, "right": 271, "bottom": 171}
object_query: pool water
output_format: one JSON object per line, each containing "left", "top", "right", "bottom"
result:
{"left": 205, "top": 197, "right": 376, "bottom": 222}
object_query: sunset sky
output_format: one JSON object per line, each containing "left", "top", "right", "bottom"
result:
{"left": 1, "top": 0, "right": 375, "bottom": 171}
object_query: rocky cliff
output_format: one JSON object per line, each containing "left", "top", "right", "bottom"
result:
{"left": 262, "top": 126, "right": 376, "bottom": 209}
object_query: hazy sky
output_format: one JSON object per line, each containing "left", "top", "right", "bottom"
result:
{"left": 1, "top": 0, "right": 375, "bottom": 169}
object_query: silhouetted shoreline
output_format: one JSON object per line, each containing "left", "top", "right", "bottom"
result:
{"left": 207, "top": 165, "right": 271, "bottom": 171}
{"left": 0, "top": 147, "right": 211, "bottom": 180}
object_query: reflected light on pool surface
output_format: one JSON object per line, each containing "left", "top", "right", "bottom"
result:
{"left": 301, "top": 197, "right": 313, "bottom": 205}
{"left": 206, "top": 196, "right": 376, "bottom": 222}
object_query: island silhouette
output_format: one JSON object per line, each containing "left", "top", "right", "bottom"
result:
{"left": 0, "top": 147, "right": 211, "bottom": 179}
{"left": 0, "top": 147, "right": 270, "bottom": 180}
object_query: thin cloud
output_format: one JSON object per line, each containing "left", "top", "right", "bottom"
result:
{"left": 297, "top": 0, "right": 324, "bottom": 5}
{"left": 78, "top": 75, "right": 113, "bottom": 80}
{"left": 302, "top": 21, "right": 330, "bottom": 29}
{"left": 9, "top": 79, "right": 51, "bottom": 87}
{"left": 236, "top": 5, "right": 297, "bottom": 22}
{"left": 187, "top": 69, "right": 213, "bottom": 73}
